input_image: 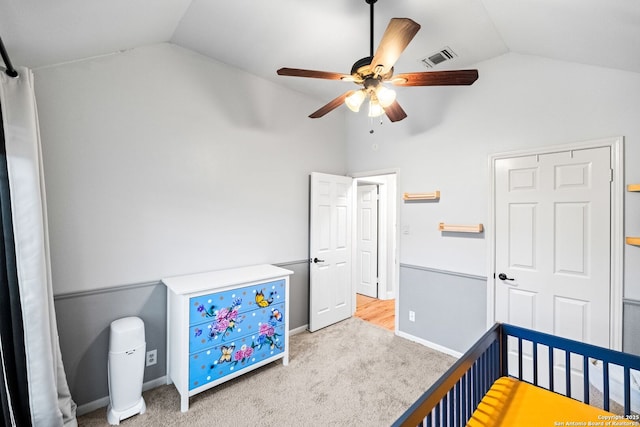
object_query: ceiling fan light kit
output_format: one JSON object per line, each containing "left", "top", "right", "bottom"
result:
{"left": 345, "top": 79, "right": 396, "bottom": 114}
{"left": 276, "top": 0, "right": 479, "bottom": 122}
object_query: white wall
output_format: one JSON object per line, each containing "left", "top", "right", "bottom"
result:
{"left": 347, "top": 52, "right": 640, "bottom": 299}
{"left": 34, "top": 43, "right": 347, "bottom": 294}
{"left": 33, "top": 47, "right": 640, "bottom": 301}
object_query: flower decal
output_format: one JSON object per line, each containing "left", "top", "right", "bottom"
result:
{"left": 215, "top": 318, "right": 283, "bottom": 368}
{"left": 195, "top": 301, "right": 217, "bottom": 318}
{"left": 233, "top": 345, "right": 254, "bottom": 362}
{"left": 194, "top": 298, "right": 243, "bottom": 342}
{"left": 254, "top": 319, "right": 282, "bottom": 351}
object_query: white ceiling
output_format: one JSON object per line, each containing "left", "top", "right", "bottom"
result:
{"left": 1, "top": 0, "right": 639, "bottom": 101}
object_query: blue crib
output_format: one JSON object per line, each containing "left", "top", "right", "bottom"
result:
{"left": 393, "top": 323, "right": 640, "bottom": 427}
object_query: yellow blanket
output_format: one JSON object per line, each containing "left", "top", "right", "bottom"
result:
{"left": 467, "top": 376, "right": 634, "bottom": 427}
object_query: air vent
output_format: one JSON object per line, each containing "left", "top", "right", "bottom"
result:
{"left": 420, "top": 47, "right": 457, "bottom": 69}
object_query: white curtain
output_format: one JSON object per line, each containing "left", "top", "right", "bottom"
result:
{"left": 0, "top": 67, "right": 77, "bottom": 426}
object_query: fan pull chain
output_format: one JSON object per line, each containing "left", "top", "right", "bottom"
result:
{"left": 368, "top": 115, "right": 384, "bottom": 134}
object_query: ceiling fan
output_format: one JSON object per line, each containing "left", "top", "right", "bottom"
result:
{"left": 277, "top": 0, "right": 478, "bottom": 122}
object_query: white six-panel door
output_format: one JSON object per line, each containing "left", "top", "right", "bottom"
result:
{"left": 309, "top": 172, "right": 353, "bottom": 332}
{"left": 494, "top": 146, "right": 611, "bottom": 397}
{"left": 356, "top": 184, "right": 378, "bottom": 298}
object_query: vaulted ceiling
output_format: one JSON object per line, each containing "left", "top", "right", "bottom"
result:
{"left": 1, "top": 0, "right": 639, "bottom": 101}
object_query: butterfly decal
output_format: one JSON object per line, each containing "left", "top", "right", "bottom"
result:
{"left": 271, "top": 308, "right": 282, "bottom": 322}
{"left": 218, "top": 345, "right": 235, "bottom": 363}
{"left": 255, "top": 290, "right": 274, "bottom": 308}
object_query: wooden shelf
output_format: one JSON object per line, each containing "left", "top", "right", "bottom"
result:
{"left": 627, "top": 237, "right": 640, "bottom": 246}
{"left": 403, "top": 191, "right": 440, "bottom": 201}
{"left": 628, "top": 188, "right": 640, "bottom": 245}
{"left": 439, "top": 223, "right": 484, "bottom": 233}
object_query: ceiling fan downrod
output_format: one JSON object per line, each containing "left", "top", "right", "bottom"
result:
{"left": 349, "top": 0, "right": 378, "bottom": 76}
{"left": 365, "top": 0, "right": 377, "bottom": 57}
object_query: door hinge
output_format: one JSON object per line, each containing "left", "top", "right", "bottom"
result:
{"left": 610, "top": 168, "right": 614, "bottom": 182}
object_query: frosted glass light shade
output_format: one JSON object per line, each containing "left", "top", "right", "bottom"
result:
{"left": 345, "top": 90, "right": 366, "bottom": 112}
{"left": 376, "top": 86, "right": 396, "bottom": 108}
{"left": 368, "top": 100, "right": 385, "bottom": 117}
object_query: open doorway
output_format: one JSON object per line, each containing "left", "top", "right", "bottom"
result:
{"left": 355, "top": 294, "right": 395, "bottom": 331}
{"left": 351, "top": 171, "right": 399, "bottom": 332}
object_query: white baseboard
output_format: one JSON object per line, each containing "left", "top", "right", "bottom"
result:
{"left": 76, "top": 376, "right": 167, "bottom": 417}
{"left": 76, "top": 324, "right": 310, "bottom": 418}
{"left": 77, "top": 324, "right": 310, "bottom": 418}
{"left": 396, "top": 331, "right": 463, "bottom": 359}
{"left": 289, "top": 324, "right": 308, "bottom": 335}
{"left": 76, "top": 396, "right": 110, "bottom": 417}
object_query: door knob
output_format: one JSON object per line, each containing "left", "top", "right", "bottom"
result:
{"left": 313, "top": 257, "right": 325, "bottom": 263}
{"left": 498, "top": 273, "right": 514, "bottom": 281}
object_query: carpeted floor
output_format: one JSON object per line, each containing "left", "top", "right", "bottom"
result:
{"left": 77, "top": 317, "right": 456, "bottom": 426}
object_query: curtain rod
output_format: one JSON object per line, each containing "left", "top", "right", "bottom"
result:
{"left": 0, "top": 37, "right": 19, "bottom": 78}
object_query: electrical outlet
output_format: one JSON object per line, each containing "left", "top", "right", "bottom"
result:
{"left": 146, "top": 349, "right": 157, "bottom": 367}
{"left": 409, "top": 310, "right": 415, "bottom": 322}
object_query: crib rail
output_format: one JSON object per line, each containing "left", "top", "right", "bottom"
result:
{"left": 392, "top": 323, "right": 502, "bottom": 427}
{"left": 502, "top": 324, "right": 640, "bottom": 415}
{"left": 393, "top": 323, "right": 640, "bottom": 427}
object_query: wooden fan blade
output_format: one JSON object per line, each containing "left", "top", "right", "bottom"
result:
{"left": 277, "top": 68, "right": 351, "bottom": 81}
{"left": 391, "top": 70, "right": 479, "bottom": 87}
{"left": 384, "top": 100, "right": 407, "bottom": 122}
{"left": 309, "top": 91, "right": 355, "bottom": 119}
{"left": 369, "top": 18, "right": 421, "bottom": 76}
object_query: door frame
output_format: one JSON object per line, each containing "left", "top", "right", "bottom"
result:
{"left": 355, "top": 183, "right": 379, "bottom": 298}
{"left": 350, "top": 169, "right": 400, "bottom": 331}
{"left": 486, "top": 136, "right": 624, "bottom": 350}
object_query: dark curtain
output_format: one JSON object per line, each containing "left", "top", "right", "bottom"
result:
{"left": 0, "top": 100, "right": 31, "bottom": 426}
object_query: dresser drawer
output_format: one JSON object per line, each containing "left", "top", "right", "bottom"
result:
{"left": 188, "top": 303, "right": 285, "bottom": 353}
{"left": 189, "top": 279, "right": 286, "bottom": 325}
{"left": 188, "top": 324, "right": 285, "bottom": 390}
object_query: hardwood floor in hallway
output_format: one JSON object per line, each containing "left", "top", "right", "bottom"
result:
{"left": 355, "top": 293, "right": 395, "bottom": 331}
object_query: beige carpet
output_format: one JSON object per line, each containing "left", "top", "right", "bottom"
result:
{"left": 78, "top": 317, "right": 456, "bottom": 426}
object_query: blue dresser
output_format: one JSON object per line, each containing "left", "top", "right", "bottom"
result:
{"left": 163, "top": 264, "right": 292, "bottom": 412}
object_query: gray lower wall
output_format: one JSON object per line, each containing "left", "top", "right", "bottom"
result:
{"left": 623, "top": 299, "right": 640, "bottom": 356}
{"left": 399, "top": 264, "right": 488, "bottom": 354}
{"left": 55, "top": 259, "right": 638, "bottom": 409}
{"left": 397, "top": 264, "right": 640, "bottom": 357}
{"left": 54, "top": 260, "right": 309, "bottom": 409}
{"left": 55, "top": 282, "right": 167, "bottom": 407}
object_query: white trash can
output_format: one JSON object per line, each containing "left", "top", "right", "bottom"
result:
{"left": 106, "top": 316, "right": 146, "bottom": 425}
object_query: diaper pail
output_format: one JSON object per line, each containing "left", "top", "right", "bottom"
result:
{"left": 106, "top": 316, "right": 146, "bottom": 425}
